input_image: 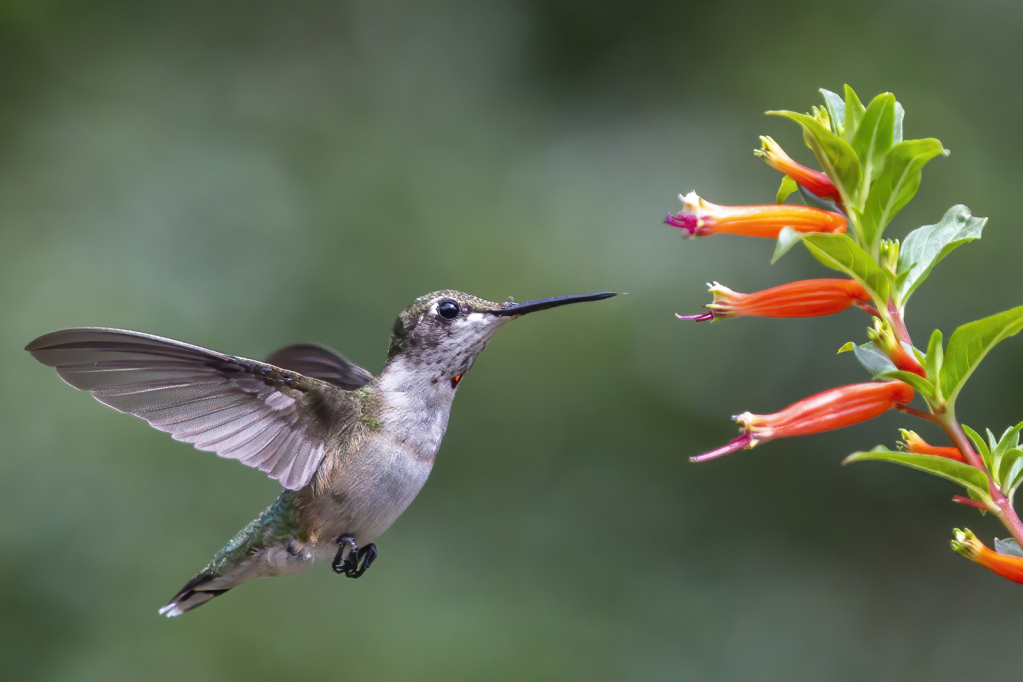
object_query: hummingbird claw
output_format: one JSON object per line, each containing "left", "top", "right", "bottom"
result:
{"left": 332, "top": 534, "right": 359, "bottom": 575}
{"left": 352, "top": 543, "right": 377, "bottom": 578}
{"left": 331, "top": 535, "right": 377, "bottom": 578}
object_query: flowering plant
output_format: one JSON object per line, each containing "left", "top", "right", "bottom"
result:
{"left": 669, "top": 86, "right": 1023, "bottom": 585}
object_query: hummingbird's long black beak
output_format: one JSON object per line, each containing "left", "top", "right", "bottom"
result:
{"left": 488, "top": 292, "right": 617, "bottom": 317}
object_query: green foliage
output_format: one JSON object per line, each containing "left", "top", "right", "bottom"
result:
{"left": 896, "top": 205, "right": 986, "bottom": 307}
{"left": 771, "top": 225, "right": 804, "bottom": 263}
{"left": 800, "top": 232, "right": 890, "bottom": 307}
{"left": 776, "top": 175, "right": 799, "bottom": 203}
{"left": 840, "top": 340, "right": 897, "bottom": 376}
{"left": 772, "top": 87, "right": 946, "bottom": 254}
{"left": 963, "top": 423, "right": 1023, "bottom": 504}
{"left": 923, "top": 329, "right": 944, "bottom": 401}
{"left": 851, "top": 93, "right": 897, "bottom": 187}
{"left": 940, "top": 306, "right": 1023, "bottom": 407}
{"left": 875, "top": 369, "right": 936, "bottom": 399}
{"left": 860, "top": 138, "right": 948, "bottom": 252}
{"left": 962, "top": 424, "right": 993, "bottom": 471}
{"left": 819, "top": 88, "right": 846, "bottom": 137}
{"left": 843, "top": 85, "right": 866, "bottom": 142}
{"left": 893, "top": 102, "right": 905, "bottom": 145}
{"left": 996, "top": 537, "right": 1023, "bottom": 558}
{"left": 845, "top": 447, "right": 992, "bottom": 501}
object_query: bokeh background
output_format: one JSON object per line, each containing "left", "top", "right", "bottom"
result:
{"left": 4, "top": 1, "right": 1023, "bottom": 680}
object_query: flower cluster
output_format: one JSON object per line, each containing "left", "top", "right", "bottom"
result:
{"left": 668, "top": 86, "right": 1023, "bottom": 587}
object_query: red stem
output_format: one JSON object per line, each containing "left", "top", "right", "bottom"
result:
{"left": 952, "top": 495, "right": 987, "bottom": 510}
{"left": 942, "top": 416, "right": 1023, "bottom": 548}
{"left": 888, "top": 304, "right": 1023, "bottom": 546}
{"left": 887, "top": 300, "right": 912, "bottom": 346}
{"left": 897, "top": 405, "right": 941, "bottom": 424}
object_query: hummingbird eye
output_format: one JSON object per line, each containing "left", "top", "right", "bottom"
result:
{"left": 438, "top": 300, "right": 461, "bottom": 320}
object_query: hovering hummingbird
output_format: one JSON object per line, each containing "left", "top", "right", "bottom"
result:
{"left": 26, "top": 290, "right": 614, "bottom": 616}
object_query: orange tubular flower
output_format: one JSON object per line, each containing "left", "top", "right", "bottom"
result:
{"left": 952, "top": 529, "right": 1023, "bottom": 584}
{"left": 665, "top": 191, "right": 846, "bottom": 239}
{"left": 899, "top": 429, "right": 966, "bottom": 462}
{"left": 692, "top": 380, "right": 915, "bottom": 463}
{"left": 756, "top": 136, "right": 844, "bottom": 209}
{"left": 677, "top": 279, "right": 873, "bottom": 322}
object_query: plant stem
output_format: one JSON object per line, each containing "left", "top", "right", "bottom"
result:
{"left": 898, "top": 404, "right": 941, "bottom": 423}
{"left": 942, "top": 415, "right": 1023, "bottom": 547}
{"left": 886, "top": 303, "right": 1023, "bottom": 546}
{"left": 886, "top": 300, "right": 912, "bottom": 346}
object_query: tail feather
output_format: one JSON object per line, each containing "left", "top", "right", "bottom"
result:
{"left": 159, "top": 570, "right": 232, "bottom": 617}
{"left": 158, "top": 492, "right": 302, "bottom": 617}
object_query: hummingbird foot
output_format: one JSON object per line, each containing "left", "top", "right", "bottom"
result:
{"left": 353, "top": 543, "right": 377, "bottom": 577}
{"left": 331, "top": 535, "right": 377, "bottom": 578}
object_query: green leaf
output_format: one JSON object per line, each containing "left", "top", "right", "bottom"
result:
{"left": 776, "top": 175, "right": 799, "bottom": 203}
{"left": 800, "top": 233, "right": 890, "bottom": 306}
{"left": 860, "top": 138, "right": 949, "bottom": 252}
{"left": 962, "top": 423, "right": 992, "bottom": 472}
{"left": 986, "top": 428, "right": 1001, "bottom": 471}
{"left": 924, "top": 329, "right": 944, "bottom": 398}
{"left": 893, "top": 101, "right": 904, "bottom": 145}
{"left": 875, "top": 369, "right": 935, "bottom": 399}
{"left": 851, "top": 93, "right": 897, "bottom": 188}
{"left": 990, "top": 423, "right": 1023, "bottom": 484}
{"left": 995, "top": 537, "right": 1023, "bottom": 558}
{"left": 771, "top": 225, "right": 805, "bottom": 263}
{"left": 940, "top": 306, "right": 1023, "bottom": 406}
{"left": 893, "top": 269, "right": 911, "bottom": 295}
{"left": 845, "top": 447, "right": 991, "bottom": 499}
{"left": 843, "top": 85, "right": 865, "bottom": 143}
{"left": 1006, "top": 456, "right": 1023, "bottom": 504}
{"left": 895, "top": 205, "right": 986, "bottom": 306}
{"left": 768, "top": 110, "right": 863, "bottom": 208}
{"left": 847, "top": 341, "right": 897, "bottom": 376}
{"left": 999, "top": 448, "right": 1023, "bottom": 499}
{"left": 820, "top": 88, "right": 846, "bottom": 137}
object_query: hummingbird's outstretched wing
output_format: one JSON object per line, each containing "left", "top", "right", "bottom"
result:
{"left": 264, "top": 344, "right": 373, "bottom": 390}
{"left": 26, "top": 328, "right": 365, "bottom": 491}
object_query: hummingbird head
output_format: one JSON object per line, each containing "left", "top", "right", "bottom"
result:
{"left": 385, "top": 289, "right": 615, "bottom": 388}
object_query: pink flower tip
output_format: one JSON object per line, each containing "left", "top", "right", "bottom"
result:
{"left": 665, "top": 211, "right": 699, "bottom": 235}
{"left": 676, "top": 311, "right": 716, "bottom": 322}
{"left": 690, "top": 434, "right": 753, "bottom": 463}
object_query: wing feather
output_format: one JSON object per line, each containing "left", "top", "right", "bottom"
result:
{"left": 264, "top": 344, "right": 372, "bottom": 390}
{"left": 26, "top": 328, "right": 365, "bottom": 490}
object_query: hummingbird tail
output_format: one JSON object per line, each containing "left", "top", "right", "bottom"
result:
{"left": 158, "top": 494, "right": 305, "bottom": 617}
{"left": 158, "top": 569, "right": 231, "bottom": 617}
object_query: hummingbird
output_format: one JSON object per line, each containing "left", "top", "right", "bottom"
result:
{"left": 26, "top": 289, "right": 614, "bottom": 616}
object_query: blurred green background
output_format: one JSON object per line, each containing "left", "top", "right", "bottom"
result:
{"left": 4, "top": 1, "right": 1023, "bottom": 680}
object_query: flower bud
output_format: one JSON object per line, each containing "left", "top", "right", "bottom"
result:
{"left": 756, "top": 136, "right": 843, "bottom": 208}
{"left": 867, "top": 319, "right": 926, "bottom": 377}
{"left": 898, "top": 429, "right": 965, "bottom": 462}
